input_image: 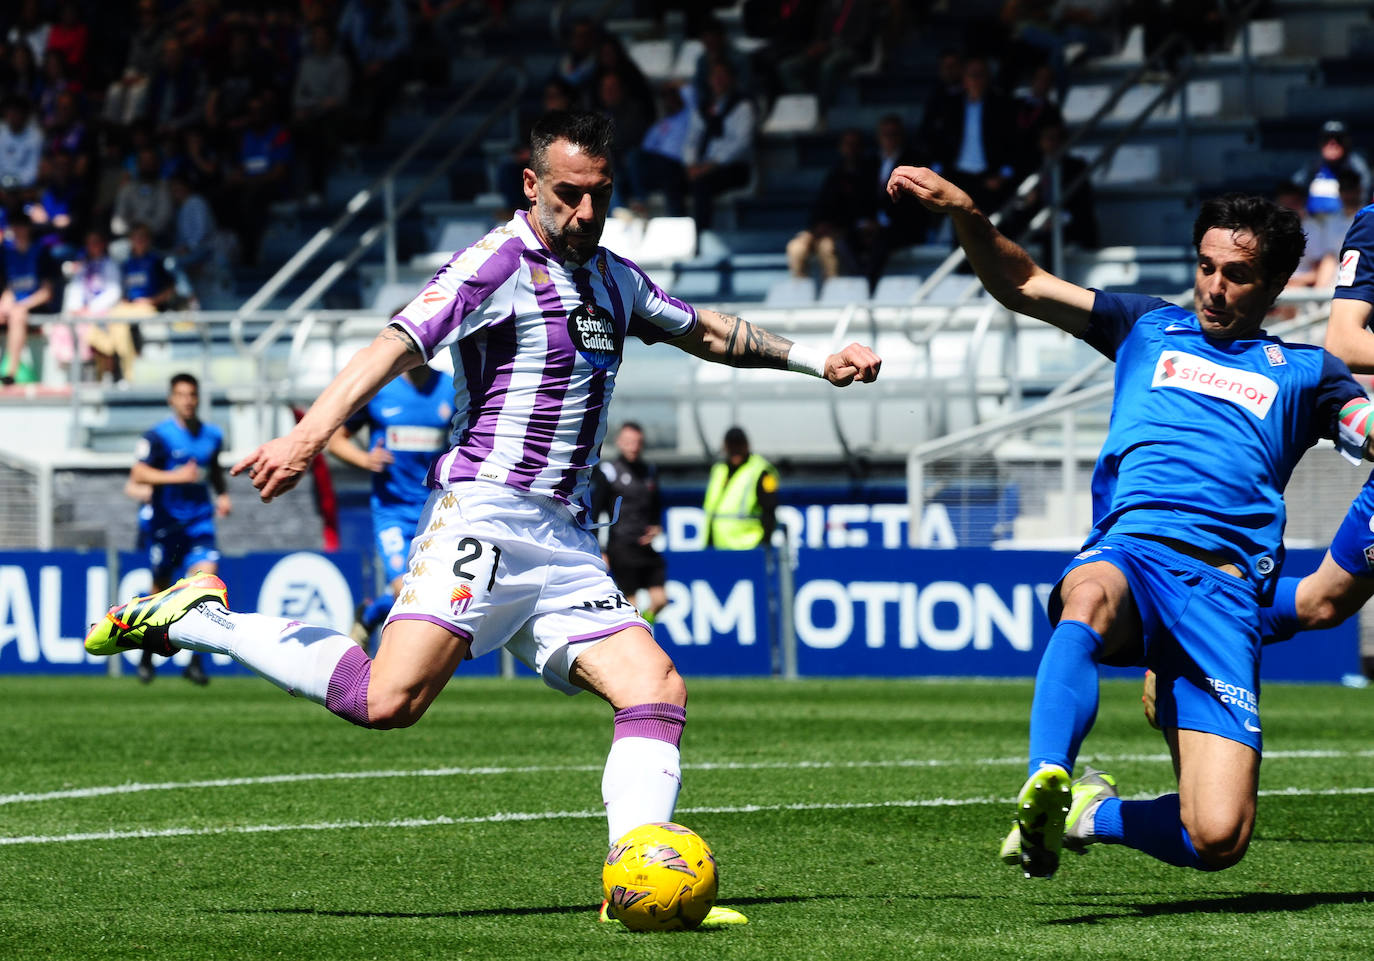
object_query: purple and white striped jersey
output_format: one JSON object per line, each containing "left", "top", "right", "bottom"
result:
{"left": 390, "top": 210, "right": 697, "bottom": 521}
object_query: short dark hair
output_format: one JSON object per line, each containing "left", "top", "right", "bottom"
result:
{"left": 618, "top": 421, "right": 643, "bottom": 434}
{"left": 724, "top": 426, "right": 749, "bottom": 451}
{"left": 170, "top": 372, "right": 199, "bottom": 392}
{"left": 529, "top": 110, "right": 615, "bottom": 177}
{"left": 1191, "top": 193, "right": 1306, "bottom": 290}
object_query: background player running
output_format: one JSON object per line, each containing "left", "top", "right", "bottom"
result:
{"left": 129, "top": 372, "right": 231, "bottom": 684}
{"left": 327, "top": 362, "right": 455, "bottom": 650}
{"left": 87, "top": 111, "right": 880, "bottom": 921}
{"left": 888, "top": 164, "right": 1373, "bottom": 880}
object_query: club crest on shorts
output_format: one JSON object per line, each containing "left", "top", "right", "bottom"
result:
{"left": 568, "top": 302, "right": 620, "bottom": 370}
{"left": 450, "top": 584, "right": 474, "bottom": 614}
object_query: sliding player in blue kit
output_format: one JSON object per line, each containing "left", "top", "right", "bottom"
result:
{"left": 887, "top": 165, "right": 1374, "bottom": 879}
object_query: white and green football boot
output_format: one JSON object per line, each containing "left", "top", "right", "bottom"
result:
{"left": 1063, "top": 766, "right": 1118, "bottom": 853}
{"left": 84, "top": 573, "right": 228, "bottom": 658}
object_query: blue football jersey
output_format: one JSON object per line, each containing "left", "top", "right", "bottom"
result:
{"left": 1334, "top": 203, "right": 1374, "bottom": 305}
{"left": 137, "top": 417, "right": 224, "bottom": 535}
{"left": 1080, "top": 291, "right": 1364, "bottom": 589}
{"left": 347, "top": 370, "right": 455, "bottom": 511}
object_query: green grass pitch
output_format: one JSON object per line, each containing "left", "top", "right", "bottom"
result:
{"left": 4, "top": 675, "right": 1374, "bottom": 960}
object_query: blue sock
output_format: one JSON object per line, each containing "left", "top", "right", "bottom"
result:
{"left": 1258, "top": 576, "right": 1301, "bottom": 646}
{"left": 1027, "top": 619, "right": 1101, "bottom": 776}
{"left": 1093, "top": 794, "right": 1218, "bottom": 870}
{"left": 361, "top": 592, "right": 395, "bottom": 631}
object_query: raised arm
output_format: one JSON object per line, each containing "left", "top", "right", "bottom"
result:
{"left": 886, "top": 165, "right": 1096, "bottom": 335}
{"left": 232, "top": 326, "right": 426, "bottom": 501}
{"left": 668, "top": 308, "right": 881, "bottom": 386}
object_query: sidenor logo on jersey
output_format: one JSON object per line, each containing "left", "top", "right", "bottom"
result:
{"left": 1151, "top": 351, "right": 1277, "bottom": 419}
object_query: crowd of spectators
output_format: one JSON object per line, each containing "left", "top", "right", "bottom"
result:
{"left": 0, "top": 0, "right": 472, "bottom": 386}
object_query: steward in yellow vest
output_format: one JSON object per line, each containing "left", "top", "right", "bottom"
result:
{"left": 703, "top": 427, "right": 778, "bottom": 549}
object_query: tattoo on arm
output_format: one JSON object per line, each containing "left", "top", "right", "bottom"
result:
{"left": 380, "top": 325, "right": 422, "bottom": 353}
{"left": 720, "top": 314, "right": 792, "bottom": 369}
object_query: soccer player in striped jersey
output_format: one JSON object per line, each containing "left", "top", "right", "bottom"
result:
{"left": 887, "top": 165, "right": 1373, "bottom": 881}
{"left": 86, "top": 111, "right": 880, "bottom": 912}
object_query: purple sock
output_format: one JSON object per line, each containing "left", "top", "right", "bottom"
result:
{"left": 325, "top": 646, "right": 373, "bottom": 728}
{"left": 613, "top": 702, "right": 686, "bottom": 747}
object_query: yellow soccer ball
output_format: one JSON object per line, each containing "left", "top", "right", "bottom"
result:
{"left": 601, "top": 822, "right": 719, "bottom": 931}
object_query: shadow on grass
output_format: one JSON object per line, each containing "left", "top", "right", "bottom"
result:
{"left": 1048, "top": 890, "right": 1374, "bottom": 924}
{"left": 214, "top": 891, "right": 985, "bottom": 921}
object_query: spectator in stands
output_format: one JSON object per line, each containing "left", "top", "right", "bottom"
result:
{"left": 0, "top": 212, "right": 58, "bottom": 385}
{"left": 1294, "top": 120, "right": 1372, "bottom": 220}
{"left": 103, "top": 0, "right": 166, "bottom": 128}
{"left": 1285, "top": 170, "right": 1364, "bottom": 292}
{"left": 594, "top": 33, "right": 657, "bottom": 128}
{"left": 596, "top": 70, "right": 651, "bottom": 213}
{"left": 1012, "top": 62, "right": 1062, "bottom": 178}
{"left": 142, "top": 35, "right": 206, "bottom": 133}
{"left": 120, "top": 222, "right": 174, "bottom": 312}
{"left": 221, "top": 91, "right": 291, "bottom": 265}
{"left": 111, "top": 145, "right": 174, "bottom": 241}
{"left": 205, "top": 25, "right": 274, "bottom": 135}
{"left": 684, "top": 58, "right": 756, "bottom": 231}
{"left": 66, "top": 228, "right": 131, "bottom": 384}
{"left": 336, "top": 0, "right": 410, "bottom": 144}
{"left": 931, "top": 54, "right": 1017, "bottom": 218}
{"left": 35, "top": 48, "right": 78, "bottom": 131}
{"left": 0, "top": 95, "right": 42, "bottom": 197}
{"left": 786, "top": 127, "right": 876, "bottom": 281}
{"left": 866, "top": 113, "right": 931, "bottom": 283}
{"left": 43, "top": 88, "right": 89, "bottom": 179}
{"left": 1015, "top": 118, "right": 1098, "bottom": 249}
{"left": 28, "top": 149, "right": 83, "bottom": 258}
{"left": 6, "top": 1, "right": 49, "bottom": 65}
{"left": 292, "top": 21, "right": 351, "bottom": 207}
{"left": 777, "top": 0, "right": 876, "bottom": 113}
{"left": 168, "top": 172, "right": 219, "bottom": 308}
{"left": 45, "top": 1, "right": 89, "bottom": 85}
{"left": 635, "top": 82, "right": 694, "bottom": 217}
{"left": 703, "top": 426, "right": 778, "bottom": 550}
{"left": 740, "top": 0, "right": 820, "bottom": 111}
{"left": 553, "top": 16, "right": 600, "bottom": 104}
{"left": 917, "top": 48, "right": 964, "bottom": 161}
{"left": 691, "top": 17, "right": 750, "bottom": 113}
{"left": 181, "top": 123, "right": 224, "bottom": 199}
{"left": 1000, "top": 0, "right": 1113, "bottom": 93}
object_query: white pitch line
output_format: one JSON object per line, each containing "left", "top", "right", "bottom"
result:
{"left": 5, "top": 786, "right": 1374, "bottom": 848}
{"left": 5, "top": 748, "right": 1374, "bottom": 808}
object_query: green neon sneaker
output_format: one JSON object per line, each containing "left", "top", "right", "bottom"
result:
{"left": 597, "top": 900, "right": 748, "bottom": 927}
{"left": 1063, "top": 766, "right": 1118, "bottom": 854}
{"left": 1014, "top": 764, "right": 1071, "bottom": 879}
{"left": 85, "top": 573, "right": 228, "bottom": 657}
{"left": 999, "top": 822, "right": 1021, "bottom": 865}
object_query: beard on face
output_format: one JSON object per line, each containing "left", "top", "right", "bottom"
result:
{"left": 534, "top": 201, "right": 600, "bottom": 262}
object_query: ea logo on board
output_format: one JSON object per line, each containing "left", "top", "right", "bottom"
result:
{"left": 257, "top": 552, "right": 355, "bottom": 635}
{"left": 568, "top": 302, "right": 619, "bottom": 369}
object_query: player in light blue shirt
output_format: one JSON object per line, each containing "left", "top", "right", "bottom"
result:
{"left": 327, "top": 364, "right": 454, "bottom": 650}
{"left": 888, "top": 165, "right": 1372, "bottom": 881}
{"left": 131, "top": 372, "right": 231, "bottom": 684}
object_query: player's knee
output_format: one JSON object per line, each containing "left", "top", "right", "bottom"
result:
{"left": 1185, "top": 818, "right": 1251, "bottom": 870}
{"left": 365, "top": 687, "right": 429, "bottom": 730}
{"left": 1059, "top": 577, "right": 1115, "bottom": 622}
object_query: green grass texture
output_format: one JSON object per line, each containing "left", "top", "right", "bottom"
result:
{"left": 4, "top": 675, "right": 1374, "bottom": 960}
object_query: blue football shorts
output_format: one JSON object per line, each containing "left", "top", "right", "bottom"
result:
{"left": 1327, "top": 471, "right": 1374, "bottom": 578}
{"left": 373, "top": 506, "right": 424, "bottom": 581}
{"left": 149, "top": 527, "right": 220, "bottom": 583}
{"left": 1054, "top": 533, "right": 1263, "bottom": 752}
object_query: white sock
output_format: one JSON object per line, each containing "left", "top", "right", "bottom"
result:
{"left": 169, "top": 603, "right": 358, "bottom": 704}
{"left": 602, "top": 735, "right": 682, "bottom": 844}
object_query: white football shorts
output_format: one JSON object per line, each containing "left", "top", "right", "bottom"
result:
{"left": 386, "top": 480, "right": 649, "bottom": 693}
